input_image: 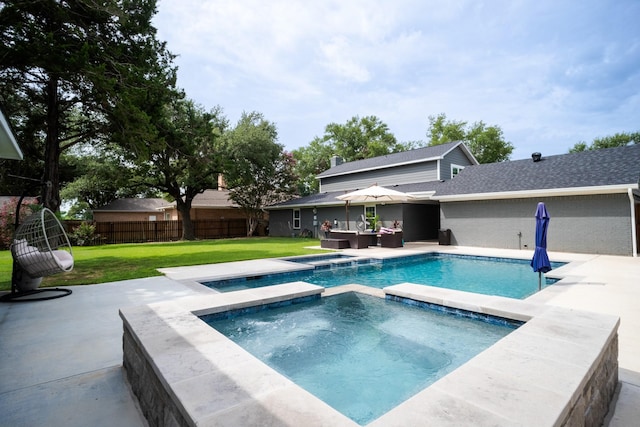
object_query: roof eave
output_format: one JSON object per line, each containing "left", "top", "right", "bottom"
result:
{"left": 0, "top": 107, "right": 23, "bottom": 160}
{"left": 318, "top": 155, "right": 447, "bottom": 179}
{"left": 433, "top": 184, "right": 639, "bottom": 202}
{"left": 441, "top": 141, "right": 480, "bottom": 165}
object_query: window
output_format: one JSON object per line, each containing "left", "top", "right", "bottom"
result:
{"left": 292, "top": 209, "right": 301, "bottom": 229}
{"left": 451, "top": 164, "right": 465, "bottom": 178}
{"left": 149, "top": 215, "right": 157, "bottom": 221}
{"left": 365, "top": 205, "right": 376, "bottom": 219}
{"left": 364, "top": 205, "right": 376, "bottom": 228}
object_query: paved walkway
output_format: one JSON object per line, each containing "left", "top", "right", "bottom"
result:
{"left": 0, "top": 245, "right": 638, "bottom": 426}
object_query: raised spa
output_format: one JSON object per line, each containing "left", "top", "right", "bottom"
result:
{"left": 121, "top": 282, "right": 619, "bottom": 426}
{"left": 202, "top": 292, "right": 520, "bottom": 425}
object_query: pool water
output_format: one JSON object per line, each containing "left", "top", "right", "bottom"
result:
{"left": 204, "top": 292, "right": 517, "bottom": 425}
{"left": 204, "top": 254, "right": 563, "bottom": 299}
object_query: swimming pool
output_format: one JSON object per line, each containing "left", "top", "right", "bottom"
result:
{"left": 203, "top": 253, "right": 564, "bottom": 299}
{"left": 202, "top": 291, "right": 518, "bottom": 425}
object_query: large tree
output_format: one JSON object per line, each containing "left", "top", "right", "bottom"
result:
{"left": 292, "top": 115, "right": 412, "bottom": 195}
{"left": 132, "top": 99, "right": 227, "bottom": 240}
{"left": 0, "top": 0, "right": 175, "bottom": 211}
{"left": 223, "top": 112, "right": 297, "bottom": 236}
{"left": 426, "top": 113, "right": 513, "bottom": 163}
{"left": 569, "top": 131, "right": 640, "bottom": 153}
{"left": 60, "top": 145, "right": 159, "bottom": 218}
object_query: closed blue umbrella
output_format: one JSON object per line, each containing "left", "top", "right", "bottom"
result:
{"left": 531, "top": 202, "right": 552, "bottom": 290}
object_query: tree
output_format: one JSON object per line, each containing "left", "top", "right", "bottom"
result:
{"left": 324, "top": 115, "right": 409, "bottom": 161}
{"left": 223, "top": 112, "right": 297, "bottom": 236}
{"left": 292, "top": 115, "right": 412, "bottom": 194}
{"left": 60, "top": 146, "right": 160, "bottom": 218}
{"left": 132, "top": 99, "right": 227, "bottom": 240}
{"left": 427, "top": 113, "right": 466, "bottom": 145}
{"left": 426, "top": 113, "right": 514, "bottom": 163}
{"left": 291, "top": 137, "right": 335, "bottom": 195}
{"left": 569, "top": 132, "right": 640, "bottom": 153}
{"left": 0, "top": 0, "right": 176, "bottom": 211}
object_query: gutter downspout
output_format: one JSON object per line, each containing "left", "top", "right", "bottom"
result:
{"left": 629, "top": 188, "right": 637, "bottom": 257}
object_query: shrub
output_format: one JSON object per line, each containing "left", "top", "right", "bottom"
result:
{"left": 0, "top": 197, "right": 38, "bottom": 249}
{"left": 70, "top": 222, "right": 97, "bottom": 246}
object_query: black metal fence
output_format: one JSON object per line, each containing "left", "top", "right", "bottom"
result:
{"left": 63, "top": 219, "right": 247, "bottom": 245}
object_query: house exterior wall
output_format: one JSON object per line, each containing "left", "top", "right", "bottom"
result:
{"left": 440, "top": 146, "right": 475, "bottom": 180}
{"left": 268, "top": 210, "right": 292, "bottom": 236}
{"left": 170, "top": 208, "right": 247, "bottom": 221}
{"left": 93, "top": 212, "right": 160, "bottom": 222}
{"left": 440, "top": 194, "right": 633, "bottom": 256}
{"left": 269, "top": 203, "right": 439, "bottom": 242}
{"left": 320, "top": 162, "right": 438, "bottom": 192}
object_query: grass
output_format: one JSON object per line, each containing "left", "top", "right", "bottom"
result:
{"left": 0, "top": 237, "right": 325, "bottom": 291}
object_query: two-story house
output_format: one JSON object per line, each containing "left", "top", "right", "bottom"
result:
{"left": 267, "top": 141, "right": 478, "bottom": 241}
{"left": 268, "top": 142, "right": 640, "bottom": 256}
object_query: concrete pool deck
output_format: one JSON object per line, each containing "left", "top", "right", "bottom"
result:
{"left": 0, "top": 244, "right": 639, "bottom": 426}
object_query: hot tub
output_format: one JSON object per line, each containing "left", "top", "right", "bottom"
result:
{"left": 120, "top": 282, "right": 618, "bottom": 426}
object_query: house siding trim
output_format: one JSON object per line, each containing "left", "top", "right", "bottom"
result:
{"left": 434, "top": 184, "right": 638, "bottom": 202}
{"left": 320, "top": 162, "right": 438, "bottom": 193}
{"left": 318, "top": 142, "right": 478, "bottom": 179}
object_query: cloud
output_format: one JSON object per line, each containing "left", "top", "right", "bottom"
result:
{"left": 153, "top": 0, "right": 640, "bottom": 159}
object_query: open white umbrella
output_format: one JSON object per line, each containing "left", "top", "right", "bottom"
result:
{"left": 336, "top": 184, "right": 415, "bottom": 203}
{"left": 336, "top": 184, "right": 414, "bottom": 229}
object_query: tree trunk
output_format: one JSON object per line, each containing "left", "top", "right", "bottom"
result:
{"left": 247, "top": 216, "right": 258, "bottom": 237}
{"left": 175, "top": 198, "right": 195, "bottom": 240}
{"left": 42, "top": 76, "right": 61, "bottom": 211}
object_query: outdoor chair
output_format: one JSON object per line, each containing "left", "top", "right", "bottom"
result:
{"left": 11, "top": 208, "right": 74, "bottom": 278}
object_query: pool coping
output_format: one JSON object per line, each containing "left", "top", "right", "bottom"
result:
{"left": 120, "top": 281, "right": 619, "bottom": 426}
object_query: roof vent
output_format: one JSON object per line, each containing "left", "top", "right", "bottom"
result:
{"left": 532, "top": 152, "right": 542, "bottom": 162}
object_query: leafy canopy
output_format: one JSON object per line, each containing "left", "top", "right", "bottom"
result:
{"left": 427, "top": 113, "right": 513, "bottom": 163}
{"left": 223, "top": 112, "right": 296, "bottom": 236}
{"left": 0, "top": 0, "right": 176, "bottom": 210}
{"left": 569, "top": 131, "right": 640, "bottom": 153}
{"left": 292, "top": 115, "right": 412, "bottom": 195}
{"left": 131, "top": 99, "right": 228, "bottom": 240}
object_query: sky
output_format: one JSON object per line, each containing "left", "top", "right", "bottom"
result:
{"left": 152, "top": 0, "right": 640, "bottom": 161}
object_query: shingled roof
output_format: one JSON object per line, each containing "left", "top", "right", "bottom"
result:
{"left": 317, "top": 141, "right": 477, "bottom": 178}
{"left": 434, "top": 144, "right": 640, "bottom": 200}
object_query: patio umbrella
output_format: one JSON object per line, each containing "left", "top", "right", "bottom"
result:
{"left": 531, "top": 202, "right": 552, "bottom": 291}
{"left": 336, "top": 184, "right": 414, "bottom": 230}
{"left": 336, "top": 184, "right": 415, "bottom": 203}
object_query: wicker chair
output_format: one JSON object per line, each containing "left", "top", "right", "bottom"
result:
{"left": 10, "top": 208, "right": 74, "bottom": 278}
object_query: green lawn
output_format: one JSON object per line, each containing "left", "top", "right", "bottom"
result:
{"left": 0, "top": 237, "right": 324, "bottom": 291}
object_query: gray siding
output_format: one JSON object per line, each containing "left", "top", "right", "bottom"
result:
{"left": 268, "top": 209, "right": 294, "bottom": 237}
{"left": 269, "top": 203, "right": 440, "bottom": 242}
{"left": 440, "top": 146, "right": 475, "bottom": 180}
{"left": 321, "top": 161, "right": 438, "bottom": 192}
{"left": 440, "top": 194, "right": 633, "bottom": 256}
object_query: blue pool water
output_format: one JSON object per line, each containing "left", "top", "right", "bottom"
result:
{"left": 203, "top": 292, "right": 517, "bottom": 425}
{"left": 204, "top": 254, "right": 564, "bottom": 299}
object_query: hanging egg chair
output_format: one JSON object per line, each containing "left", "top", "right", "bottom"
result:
{"left": 10, "top": 208, "right": 74, "bottom": 278}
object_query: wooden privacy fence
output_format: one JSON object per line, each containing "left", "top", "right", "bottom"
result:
{"left": 63, "top": 219, "right": 247, "bottom": 245}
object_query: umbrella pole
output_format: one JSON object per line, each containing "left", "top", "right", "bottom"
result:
{"left": 345, "top": 201, "right": 350, "bottom": 230}
{"left": 538, "top": 271, "right": 542, "bottom": 291}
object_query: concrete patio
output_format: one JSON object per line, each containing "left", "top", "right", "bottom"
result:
{"left": 0, "top": 244, "right": 638, "bottom": 426}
